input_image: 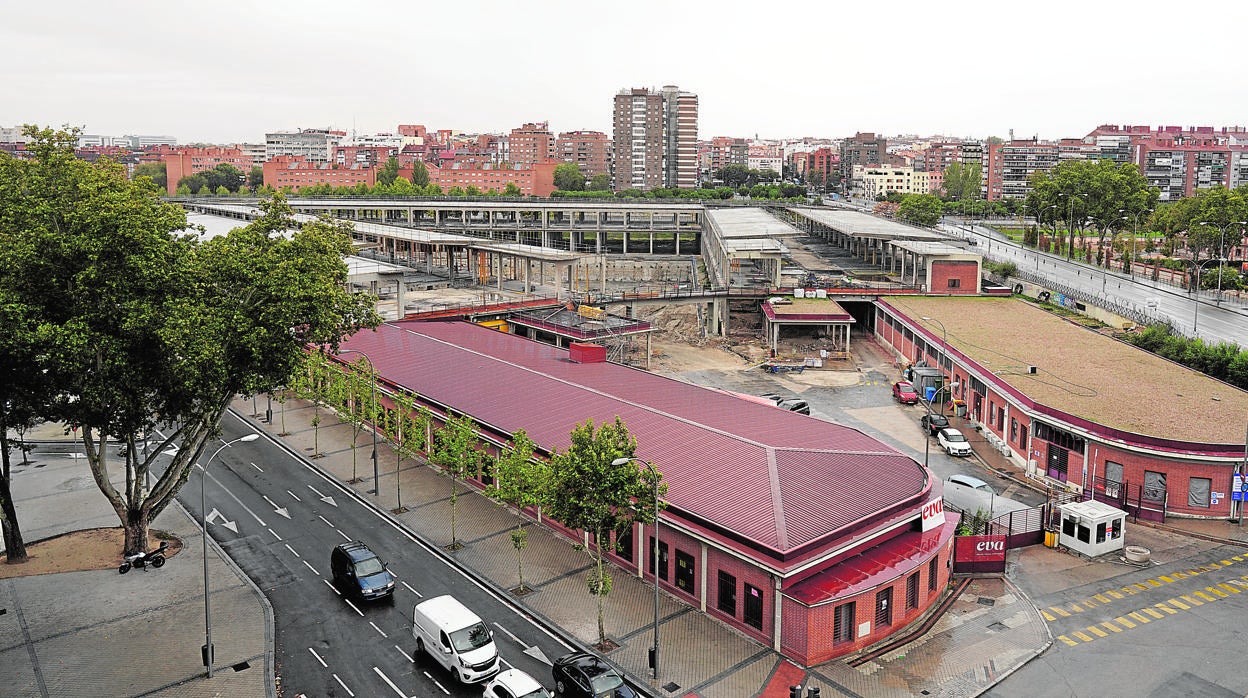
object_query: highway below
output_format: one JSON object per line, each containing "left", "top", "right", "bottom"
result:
{"left": 168, "top": 410, "right": 570, "bottom": 698}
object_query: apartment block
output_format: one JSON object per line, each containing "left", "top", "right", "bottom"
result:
{"left": 508, "top": 122, "right": 556, "bottom": 168}
{"left": 262, "top": 155, "right": 375, "bottom": 190}
{"left": 264, "top": 128, "right": 345, "bottom": 164}
{"left": 163, "top": 147, "right": 254, "bottom": 195}
{"left": 422, "top": 161, "right": 557, "bottom": 197}
{"left": 747, "top": 144, "right": 783, "bottom": 175}
{"left": 555, "top": 130, "right": 612, "bottom": 178}
{"left": 703, "top": 136, "right": 749, "bottom": 175}
{"left": 852, "top": 165, "right": 932, "bottom": 199}
{"left": 984, "top": 139, "right": 1061, "bottom": 200}
{"left": 612, "top": 85, "right": 698, "bottom": 191}
{"left": 839, "top": 132, "right": 887, "bottom": 180}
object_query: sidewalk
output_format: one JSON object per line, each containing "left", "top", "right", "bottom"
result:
{"left": 0, "top": 422, "right": 274, "bottom": 698}
{"left": 248, "top": 396, "right": 1051, "bottom": 698}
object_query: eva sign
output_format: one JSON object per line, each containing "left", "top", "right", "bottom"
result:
{"left": 921, "top": 497, "right": 946, "bottom": 531}
{"left": 955, "top": 535, "right": 1007, "bottom": 563}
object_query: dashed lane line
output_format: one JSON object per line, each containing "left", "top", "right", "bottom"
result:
{"left": 333, "top": 673, "right": 355, "bottom": 697}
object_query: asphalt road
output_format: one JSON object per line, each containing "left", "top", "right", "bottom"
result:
{"left": 170, "top": 411, "right": 572, "bottom": 698}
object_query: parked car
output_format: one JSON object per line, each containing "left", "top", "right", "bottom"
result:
{"left": 777, "top": 398, "right": 810, "bottom": 415}
{"left": 948, "top": 473, "right": 994, "bottom": 493}
{"left": 484, "top": 669, "right": 551, "bottom": 698}
{"left": 920, "top": 413, "right": 950, "bottom": 436}
{"left": 892, "top": 381, "right": 919, "bottom": 404}
{"left": 551, "top": 652, "right": 637, "bottom": 698}
{"left": 758, "top": 393, "right": 785, "bottom": 404}
{"left": 937, "top": 427, "right": 973, "bottom": 457}
{"left": 330, "top": 541, "right": 395, "bottom": 602}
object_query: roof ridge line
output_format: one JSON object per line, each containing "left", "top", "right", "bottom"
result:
{"left": 388, "top": 322, "right": 776, "bottom": 449}
{"left": 767, "top": 447, "right": 788, "bottom": 549}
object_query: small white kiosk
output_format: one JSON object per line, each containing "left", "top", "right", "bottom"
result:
{"left": 1058, "top": 500, "right": 1127, "bottom": 557}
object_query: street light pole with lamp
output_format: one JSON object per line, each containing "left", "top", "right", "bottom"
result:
{"left": 335, "top": 349, "right": 379, "bottom": 495}
{"left": 920, "top": 316, "right": 957, "bottom": 417}
{"left": 1197, "top": 220, "right": 1247, "bottom": 307}
{"left": 1118, "top": 208, "right": 1153, "bottom": 278}
{"left": 610, "top": 456, "right": 661, "bottom": 680}
{"left": 201, "top": 432, "right": 259, "bottom": 678}
{"left": 1191, "top": 258, "right": 1223, "bottom": 336}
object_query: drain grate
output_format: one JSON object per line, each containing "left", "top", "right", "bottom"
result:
{"left": 988, "top": 621, "right": 1007, "bottom": 631}
{"left": 662, "top": 682, "right": 681, "bottom": 692}
{"left": 231, "top": 661, "right": 251, "bottom": 672}
{"left": 977, "top": 597, "right": 996, "bottom": 606}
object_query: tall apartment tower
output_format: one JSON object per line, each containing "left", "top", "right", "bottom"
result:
{"left": 612, "top": 85, "right": 698, "bottom": 191}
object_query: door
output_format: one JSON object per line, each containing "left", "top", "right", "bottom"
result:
{"left": 743, "top": 583, "right": 763, "bottom": 630}
{"left": 1046, "top": 446, "right": 1069, "bottom": 482}
{"left": 675, "top": 550, "right": 695, "bottom": 594}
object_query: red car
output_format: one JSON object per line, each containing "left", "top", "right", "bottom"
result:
{"left": 892, "top": 381, "right": 920, "bottom": 404}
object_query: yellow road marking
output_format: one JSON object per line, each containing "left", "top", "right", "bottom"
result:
{"left": 1182, "top": 594, "right": 1204, "bottom": 606}
{"left": 1173, "top": 572, "right": 1188, "bottom": 579}
{"left": 1107, "top": 590, "right": 1124, "bottom": 599}
{"left": 1217, "top": 583, "right": 1240, "bottom": 594}
{"left": 1042, "top": 610, "right": 1056, "bottom": 621}
{"left": 1070, "top": 603, "right": 1084, "bottom": 612}
{"left": 1100, "top": 621, "right": 1122, "bottom": 633}
{"left": 1073, "top": 630, "right": 1095, "bottom": 642}
{"left": 1115, "top": 616, "right": 1137, "bottom": 628}
{"left": 1206, "top": 587, "right": 1229, "bottom": 598}
{"left": 1158, "top": 575, "right": 1174, "bottom": 583}
{"left": 1147, "top": 579, "right": 1162, "bottom": 587}
{"left": 1050, "top": 606, "right": 1071, "bottom": 617}
{"left": 1094, "top": 593, "right": 1110, "bottom": 603}
{"left": 1128, "top": 611, "right": 1151, "bottom": 624}
{"left": 1133, "top": 583, "right": 1149, "bottom": 591}
{"left": 1194, "top": 591, "right": 1217, "bottom": 602}
{"left": 1058, "top": 635, "right": 1078, "bottom": 646}
{"left": 1169, "top": 598, "right": 1190, "bottom": 610}
{"left": 1233, "top": 556, "right": 1243, "bottom": 562}
{"left": 1221, "top": 559, "right": 1234, "bottom": 566}
{"left": 1086, "top": 626, "right": 1108, "bottom": 638}
{"left": 1155, "top": 603, "right": 1177, "bottom": 615}
{"left": 1143, "top": 608, "right": 1164, "bottom": 619}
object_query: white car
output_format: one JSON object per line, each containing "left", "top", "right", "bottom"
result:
{"left": 949, "top": 473, "right": 993, "bottom": 492}
{"left": 483, "top": 669, "right": 551, "bottom": 698}
{"left": 937, "top": 428, "right": 973, "bottom": 457}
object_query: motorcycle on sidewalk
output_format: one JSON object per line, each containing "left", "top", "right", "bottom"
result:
{"left": 118, "top": 540, "right": 169, "bottom": 574}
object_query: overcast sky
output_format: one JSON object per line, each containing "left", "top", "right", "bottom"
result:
{"left": 4, "top": 1, "right": 1245, "bottom": 145}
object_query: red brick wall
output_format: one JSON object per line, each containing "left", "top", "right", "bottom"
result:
{"left": 930, "top": 260, "right": 980, "bottom": 295}
{"left": 1090, "top": 442, "right": 1235, "bottom": 517}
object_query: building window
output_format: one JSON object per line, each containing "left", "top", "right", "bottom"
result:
{"left": 648, "top": 538, "right": 668, "bottom": 581}
{"left": 906, "top": 573, "right": 919, "bottom": 610}
{"left": 674, "top": 549, "right": 695, "bottom": 594}
{"left": 743, "top": 583, "right": 763, "bottom": 629}
{"left": 928, "top": 556, "right": 938, "bottom": 591}
{"left": 1010, "top": 418, "right": 1019, "bottom": 443}
{"left": 833, "top": 601, "right": 855, "bottom": 644}
{"left": 947, "top": 278, "right": 961, "bottom": 289}
{"left": 875, "top": 587, "right": 893, "bottom": 628}
{"left": 1188, "top": 477, "right": 1212, "bottom": 508}
{"left": 1143, "top": 470, "right": 1167, "bottom": 502}
{"left": 616, "top": 526, "right": 633, "bottom": 563}
{"left": 717, "top": 570, "right": 736, "bottom": 616}
{"left": 1104, "top": 461, "right": 1123, "bottom": 498}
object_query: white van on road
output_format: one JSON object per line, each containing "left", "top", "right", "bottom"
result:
{"left": 411, "top": 595, "right": 500, "bottom": 683}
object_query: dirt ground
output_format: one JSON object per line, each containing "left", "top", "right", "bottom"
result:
{"left": 0, "top": 528, "right": 183, "bottom": 579}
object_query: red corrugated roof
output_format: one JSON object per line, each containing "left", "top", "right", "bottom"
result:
{"left": 340, "top": 321, "right": 931, "bottom": 564}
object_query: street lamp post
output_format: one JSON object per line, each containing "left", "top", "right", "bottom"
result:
{"left": 1191, "top": 258, "right": 1222, "bottom": 336}
{"left": 1118, "top": 208, "right": 1153, "bottom": 278}
{"left": 920, "top": 316, "right": 952, "bottom": 416}
{"left": 1197, "top": 221, "right": 1247, "bottom": 307}
{"left": 201, "top": 433, "right": 259, "bottom": 679}
{"left": 611, "top": 456, "right": 660, "bottom": 680}
{"left": 336, "top": 349, "right": 379, "bottom": 495}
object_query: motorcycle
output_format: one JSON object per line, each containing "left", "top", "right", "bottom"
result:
{"left": 118, "top": 540, "right": 169, "bottom": 574}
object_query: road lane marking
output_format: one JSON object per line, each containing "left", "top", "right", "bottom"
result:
{"left": 1142, "top": 608, "right": 1164, "bottom": 619}
{"left": 268, "top": 528, "right": 282, "bottom": 541}
{"left": 1106, "top": 590, "right": 1124, "bottom": 599}
{"left": 1070, "top": 603, "right": 1085, "bottom": 612}
{"left": 287, "top": 489, "right": 302, "bottom": 502}
{"left": 1100, "top": 622, "right": 1122, "bottom": 633}
{"left": 1132, "top": 583, "right": 1149, "bottom": 591}
{"left": 421, "top": 671, "right": 450, "bottom": 695}
{"left": 373, "top": 667, "right": 405, "bottom": 697}
{"left": 1114, "top": 616, "right": 1136, "bottom": 629}
{"left": 308, "top": 647, "right": 327, "bottom": 668}
{"left": 500, "top": 657, "right": 514, "bottom": 669}
{"left": 394, "top": 644, "right": 414, "bottom": 662}
{"left": 1042, "top": 610, "right": 1056, "bottom": 621}
{"left": 1168, "top": 598, "right": 1190, "bottom": 610}
{"left": 1217, "top": 583, "right": 1240, "bottom": 594}
{"left": 401, "top": 581, "right": 421, "bottom": 597}
{"left": 370, "top": 621, "right": 388, "bottom": 638}
{"left": 323, "top": 579, "right": 341, "bottom": 595}
{"left": 303, "top": 560, "right": 319, "bottom": 575}
{"left": 1181, "top": 594, "right": 1204, "bottom": 606}
{"left": 1146, "top": 579, "right": 1162, "bottom": 586}
{"left": 1058, "top": 635, "right": 1078, "bottom": 646}
{"left": 1194, "top": 591, "right": 1216, "bottom": 602}
{"left": 1127, "top": 611, "right": 1150, "bottom": 624}
{"left": 344, "top": 599, "right": 364, "bottom": 617}
{"left": 333, "top": 673, "right": 355, "bottom": 697}
{"left": 285, "top": 543, "right": 300, "bottom": 557}
{"left": 202, "top": 471, "right": 266, "bottom": 525}
{"left": 1086, "top": 626, "right": 1107, "bottom": 638}
{"left": 337, "top": 529, "right": 351, "bottom": 541}
{"left": 1154, "top": 603, "right": 1177, "bottom": 615}
{"left": 250, "top": 462, "right": 263, "bottom": 472}
{"left": 319, "top": 515, "right": 334, "bottom": 527}
{"left": 493, "top": 622, "right": 522, "bottom": 644}
{"left": 1093, "top": 593, "right": 1110, "bottom": 603}
{"left": 1206, "top": 586, "right": 1229, "bottom": 598}
{"left": 1049, "top": 606, "right": 1071, "bottom": 617}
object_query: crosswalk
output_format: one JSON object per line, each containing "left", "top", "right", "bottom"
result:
{"left": 1046, "top": 554, "right": 1248, "bottom": 647}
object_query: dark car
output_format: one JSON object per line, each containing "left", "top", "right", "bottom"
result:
{"left": 892, "top": 381, "right": 920, "bottom": 404}
{"left": 777, "top": 398, "right": 810, "bottom": 415}
{"left": 552, "top": 652, "right": 637, "bottom": 698}
{"left": 920, "top": 413, "right": 950, "bottom": 436}
{"left": 330, "top": 541, "right": 395, "bottom": 602}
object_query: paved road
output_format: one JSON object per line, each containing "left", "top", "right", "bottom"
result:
{"left": 941, "top": 222, "right": 1248, "bottom": 347}
{"left": 172, "top": 411, "right": 570, "bottom": 698}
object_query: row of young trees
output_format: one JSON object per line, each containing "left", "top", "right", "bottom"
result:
{"left": 0, "top": 126, "right": 380, "bottom": 562}
{"left": 292, "top": 349, "right": 666, "bottom": 649}
{"left": 1123, "top": 325, "right": 1248, "bottom": 391}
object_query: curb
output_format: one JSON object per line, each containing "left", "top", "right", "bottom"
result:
{"left": 231, "top": 406, "right": 663, "bottom": 698}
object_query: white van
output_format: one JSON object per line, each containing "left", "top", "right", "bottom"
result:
{"left": 411, "top": 595, "right": 499, "bottom": 683}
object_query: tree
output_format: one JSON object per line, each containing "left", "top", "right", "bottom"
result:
{"left": 132, "top": 162, "right": 167, "bottom": 189}
{"left": 503, "top": 182, "right": 522, "bottom": 196}
{"left": 0, "top": 128, "right": 382, "bottom": 555}
{"left": 1027, "top": 160, "right": 1157, "bottom": 262}
{"left": 484, "top": 429, "right": 545, "bottom": 594}
{"left": 409, "top": 160, "right": 431, "bottom": 187}
{"left": 390, "top": 176, "right": 415, "bottom": 195}
{"left": 248, "top": 165, "right": 264, "bottom": 190}
{"left": 716, "top": 164, "right": 753, "bottom": 188}
{"left": 387, "top": 391, "right": 428, "bottom": 513}
{"left": 544, "top": 418, "right": 665, "bottom": 650}
{"left": 897, "top": 194, "right": 944, "bottom": 227}
{"left": 553, "top": 163, "right": 586, "bottom": 192}
{"left": 943, "top": 162, "right": 982, "bottom": 201}
{"left": 377, "top": 156, "right": 400, "bottom": 186}
{"left": 588, "top": 173, "right": 611, "bottom": 192}
{"left": 429, "top": 413, "right": 486, "bottom": 550}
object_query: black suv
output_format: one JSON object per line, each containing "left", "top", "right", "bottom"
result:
{"left": 330, "top": 541, "right": 395, "bottom": 602}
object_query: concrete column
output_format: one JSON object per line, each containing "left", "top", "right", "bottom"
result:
{"left": 772, "top": 576, "right": 782, "bottom": 652}
{"left": 699, "top": 541, "right": 708, "bottom": 612}
{"left": 524, "top": 259, "right": 531, "bottom": 293}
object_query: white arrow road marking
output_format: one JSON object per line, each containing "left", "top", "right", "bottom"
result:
{"left": 205, "top": 508, "right": 238, "bottom": 534}
{"left": 373, "top": 667, "right": 406, "bottom": 697}
{"left": 162, "top": 449, "right": 178, "bottom": 457}
{"left": 307, "top": 484, "right": 338, "bottom": 507}
{"left": 523, "top": 645, "right": 552, "bottom": 665}
{"left": 202, "top": 470, "right": 266, "bottom": 526}
{"left": 308, "top": 647, "right": 327, "bottom": 668}
{"left": 262, "top": 495, "right": 291, "bottom": 519}
{"left": 333, "top": 674, "right": 355, "bottom": 697}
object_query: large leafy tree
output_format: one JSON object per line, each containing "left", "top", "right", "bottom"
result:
{"left": 1027, "top": 159, "right": 1157, "bottom": 262}
{"left": 897, "top": 194, "right": 944, "bottom": 227}
{"left": 377, "top": 156, "right": 400, "bottom": 186}
{"left": 0, "top": 127, "right": 380, "bottom": 555}
{"left": 484, "top": 429, "right": 545, "bottom": 594}
{"left": 132, "top": 162, "right": 167, "bottom": 190}
{"left": 545, "top": 417, "right": 665, "bottom": 650}
{"left": 553, "top": 163, "right": 586, "bottom": 192}
{"left": 409, "top": 160, "right": 431, "bottom": 188}
{"left": 942, "top": 162, "right": 982, "bottom": 201}
{"left": 248, "top": 165, "right": 265, "bottom": 190}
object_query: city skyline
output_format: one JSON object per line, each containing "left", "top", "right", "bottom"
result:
{"left": 4, "top": 1, "right": 1245, "bottom": 145}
